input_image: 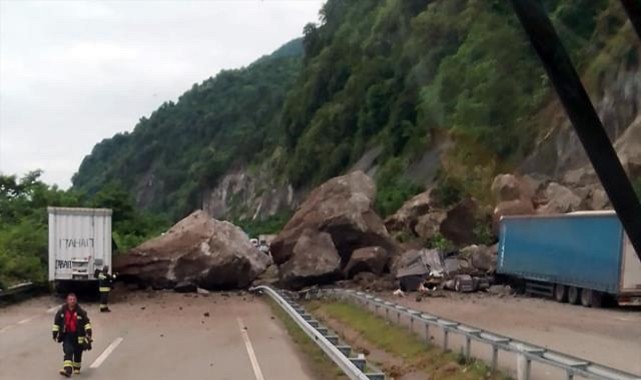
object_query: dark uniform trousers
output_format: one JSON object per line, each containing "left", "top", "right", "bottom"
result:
{"left": 62, "top": 333, "right": 84, "bottom": 371}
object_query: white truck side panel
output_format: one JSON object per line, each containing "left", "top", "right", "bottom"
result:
{"left": 622, "top": 234, "right": 641, "bottom": 292}
{"left": 47, "top": 207, "right": 112, "bottom": 282}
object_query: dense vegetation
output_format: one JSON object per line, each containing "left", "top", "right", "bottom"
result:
{"left": 0, "top": 171, "right": 167, "bottom": 287}
{"left": 72, "top": 0, "right": 632, "bottom": 223}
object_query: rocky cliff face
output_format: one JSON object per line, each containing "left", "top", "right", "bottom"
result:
{"left": 202, "top": 164, "right": 299, "bottom": 221}
{"left": 522, "top": 29, "right": 641, "bottom": 180}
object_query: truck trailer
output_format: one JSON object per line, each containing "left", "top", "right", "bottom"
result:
{"left": 48, "top": 207, "right": 112, "bottom": 293}
{"left": 497, "top": 211, "right": 641, "bottom": 307}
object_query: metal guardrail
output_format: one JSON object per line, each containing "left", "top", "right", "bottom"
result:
{"left": 251, "top": 285, "right": 385, "bottom": 380}
{"left": 0, "top": 282, "right": 50, "bottom": 306}
{"left": 319, "top": 288, "right": 640, "bottom": 380}
{"left": 0, "top": 282, "right": 36, "bottom": 299}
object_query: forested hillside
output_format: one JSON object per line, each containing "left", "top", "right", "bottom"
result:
{"left": 73, "top": 0, "right": 635, "bottom": 222}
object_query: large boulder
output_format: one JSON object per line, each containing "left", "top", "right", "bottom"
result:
{"left": 439, "top": 198, "right": 478, "bottom": 245}
{"left": 384, "top": 189, "right": 436, "bottom": 233}
{"left": 459, "top": 244, "right": 496, "bottom": 273}
{"left": 271, "top": 171, "right": 397, "bottom": 264}
{"left": 588, "top": 187, "right": 610, "bottom": 210}
{"left": 414, "top": 211, "right": 447, "bottom": 240}
{"left": 344, "top": 246, "right": 389, "bottom": 278}
{"left": 279, "top": 229, "right": 341, "bottom": 289}
{"left": 491, "top": 174, "right": 533, "bottom": 203}
{"left": 537, "top": 182, "right": 583, "bottom": 214}
{"left": 492, "top": 199, "right": 535, "bottom": 232}
{"left": 114, "top": 210, "right": 271, "bottom": 290}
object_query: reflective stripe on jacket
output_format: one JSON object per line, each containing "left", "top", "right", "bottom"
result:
{"left": 97, "top": 271, "right": 115, "bottom": 292}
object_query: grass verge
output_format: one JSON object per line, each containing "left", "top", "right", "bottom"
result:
{"left": 307, "top": 301, "right": 511, "bottom": 380}
{"left": 264, "top": 297, "right": 348, "bottom": 380}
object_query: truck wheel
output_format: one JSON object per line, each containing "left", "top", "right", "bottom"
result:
{"left": 567, "top": 286, "right": 580, "bottom": 305}
{"left": 581, "top": 289, "right": 603, "bottom": 308}
{"left": 580, "top": 289, "right": 592, "bottom": 307}
{"left": 554, "top": 284, "right": 567, "bottom": 303}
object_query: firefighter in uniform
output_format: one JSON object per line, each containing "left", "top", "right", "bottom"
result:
{"left": 96, "top": 265, "right": 115, "bottom": 312}
{"left": 52, "top": 293, "right": 92, "bottom": 377}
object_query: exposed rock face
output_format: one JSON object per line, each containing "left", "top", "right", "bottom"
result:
{"left": 344, "top": 246, "right": 388, "bottom": 278}
{"left": 271, "top": 171, "right": 397, "bottom": 265}
{"left": 384, "top": 189, "right": 437, "bottom": 233}
{"left": 537, "top": 182, "right": 583, "bottom": 214}
{"left": 202, "top": 165, "right": 299, "bottom": 221}
{"left": 279, "top": 229, "right": 341, "bottom": 289}
{"left": 114, "top": 210, "right": 271, "bottom": 290}
{"left": 439, "top": 198, "right": 478, "bottom": 245}
{"left": 522, "top": 46, "right": 641, "bottom": 178}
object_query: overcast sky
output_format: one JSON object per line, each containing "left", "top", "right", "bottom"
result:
{"left": 0, "top": 0, "right": 323, "bottom": 188}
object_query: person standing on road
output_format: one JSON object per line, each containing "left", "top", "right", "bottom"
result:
{"left": 52, "top": 293, "right": 92, "bottom": 377}
{"left": 96, "top": 265, "right": 116, "bottom": 312}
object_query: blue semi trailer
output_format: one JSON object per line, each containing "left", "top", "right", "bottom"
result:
{"left": 497, "top": 211, "right": 641, "bottom": 307}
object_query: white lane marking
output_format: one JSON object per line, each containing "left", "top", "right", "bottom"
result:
{"left": 89, "top": 337, "right": 124, "bottom": 369}
{"left": 47, "top": 305, "right": 60, "bottom": 314}
{"left": 17, "top": 316, "right": 36, "bottom": 324}
{"left": 0, "top": 304, "right": 62, "bottom": 333}
{"left": 237, "top": 317, "right": 265, "bottom": 380}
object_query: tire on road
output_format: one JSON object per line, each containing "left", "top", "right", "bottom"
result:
{"left": 583, "top": 289, "right": 604, "bottom": 308}
{"left": 580, "top": 288, "right": 592, "bottom": 307}
{"left": 568, "top": 286, "right": 580, "bottom": 305}
{"left": 554, "top": 284, "right": 567, "bottom": 303}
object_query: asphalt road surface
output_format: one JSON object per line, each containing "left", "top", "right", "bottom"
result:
{"left": 0, "top": 291, "right": 316, "bottom": 380}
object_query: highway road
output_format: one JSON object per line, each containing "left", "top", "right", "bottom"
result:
{"left": 0, "top": 291, "right": 316, "bottom": 380}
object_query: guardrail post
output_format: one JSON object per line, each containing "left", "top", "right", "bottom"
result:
{"left": 516, "top": 345, "right": 531, "bottom": 380}
{"left": 397, "top": 311, "right": 401, "bottom": 325}
{"left": 409, "top": 316, "right": 414, "bottom": 332}
{"left": 492, "top": 346, "right": 499, "bottom": 372}
{"left": 424, "top": 323, "right": 430, "bottom": 344}
{"left": 443, "top": 329, "right": 449, "bottom": 351}
{"left": 465, "top": 336, "right": 472, "bottom": 360}
{"left": 566, "top": 371, "right": 574, "bottom": 380}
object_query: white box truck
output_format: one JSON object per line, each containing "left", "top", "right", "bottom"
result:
{"left": 48, "top": 207, "right": 112, "bottom": 292}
